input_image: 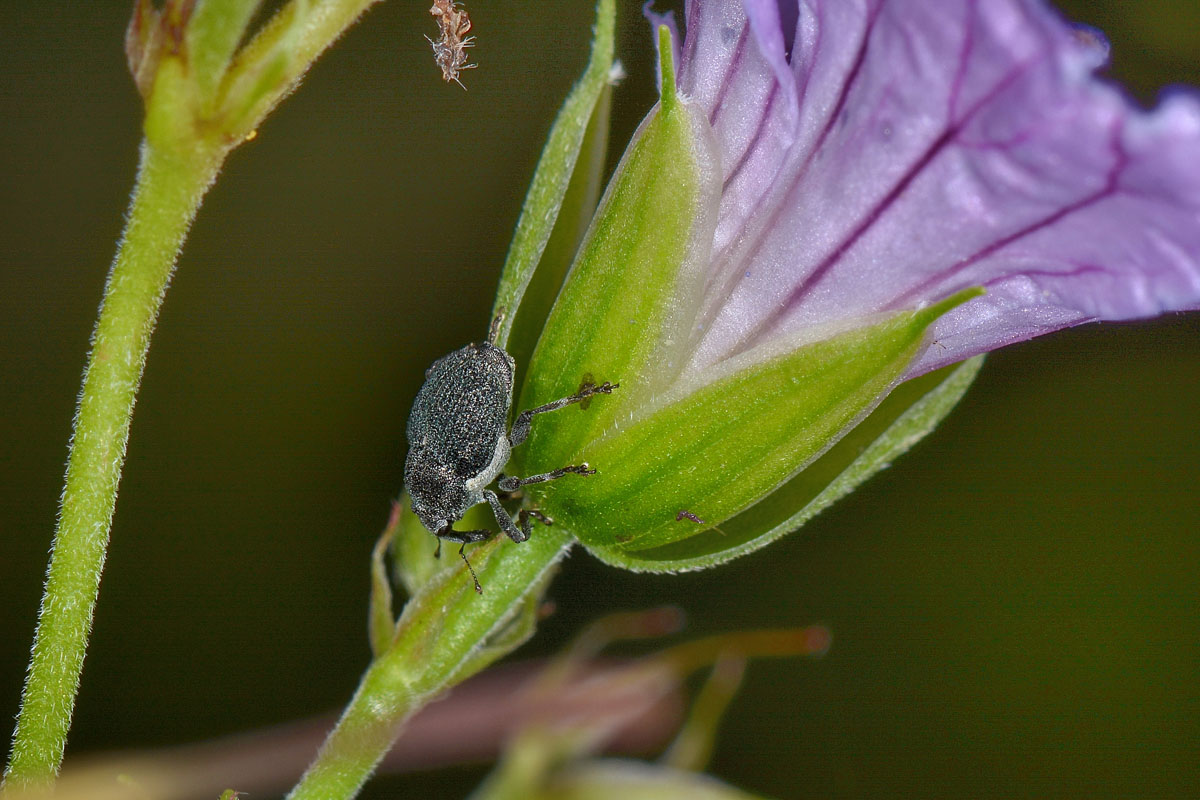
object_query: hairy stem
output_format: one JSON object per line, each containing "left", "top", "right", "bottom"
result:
{"left": 287, "top": 528, "right": 572, "bottom": 800}
{"left": 4, "top": 142, "right": 220, "bottom": 789}
{"left": 5, "top": 0, "right": 385, "bottom": 784}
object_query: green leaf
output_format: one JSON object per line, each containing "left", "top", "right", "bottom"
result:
{"left": 540, "top": 290, "right": 981, "bottom": 556}
{"left": 187, "top": 0, "right": 265, "bottom": 105}
{"left": 490, "top": 0, "right": 617, "bottom": 349}
{"left": 587, "top": 355, "right": 984, "bottom": 571}
{"left": 516, "top": 30, "right": 722, "bottom": 477}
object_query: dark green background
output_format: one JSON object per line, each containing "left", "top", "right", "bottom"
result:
{"left": 1, "top": 1, "right": 1197, "bottom": 797}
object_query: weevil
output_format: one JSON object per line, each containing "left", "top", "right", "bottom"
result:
{"left": 404, "top": 316, "right": 617, "bottom": 592}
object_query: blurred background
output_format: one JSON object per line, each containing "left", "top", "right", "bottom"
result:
{"left": 1, "top": 1, "right": 1198, "bottom": 797}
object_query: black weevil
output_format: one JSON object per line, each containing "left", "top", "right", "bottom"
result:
{"left": 404, "top": 316, "right": 616, "bottom": 592}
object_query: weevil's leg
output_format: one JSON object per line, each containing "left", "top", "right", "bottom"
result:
{"left": 512, "top": 508, "right": 552, "bottom": 536}
{"left": 508, "top": 381, "right": 619, "bottom": 447}
{"left": 434, "top": 523, "right": 493, "bottom": 554}
{"left": 484, "top": 489, "right": 530, "bottom": 543}
{"left": 487, "top": 310, "right": 504, "bottom": 345}
{"left": 458, "top": 544, "right": 482, "bottom": 594}
{"left": 498, "top": 464, "right": 595, "bottom": 493}
{"left": 435, "top": 523, "right": 492, "bottom": 593}
{"left": 522, "top": 508, "right": 553, "bottom": 526}
{"left": 493, "top": 482, "right": 554, "bottom": 524}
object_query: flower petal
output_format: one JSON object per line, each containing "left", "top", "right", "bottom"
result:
{"left": 673, "top": 0, "right": 1200, "bottom": 378}
{"left": 668, "top": 0, "right": 804, "bottom": 258}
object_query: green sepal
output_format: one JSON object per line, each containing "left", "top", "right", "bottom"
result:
{"left": 586, "top": 354, "right": 984, "bottom": 571}
{"left": 538, "top": 290, "right": 982, "bottom": 556}
{"left": 187, "top": 0, "right": 265, "bottom": 107}
{"left": 516, "top": 28, "right": 721, "bottom": 477}
{"left": 506, "top": 80, "right": 614, "bottom": 380}
{"left": 216, "top": 4, "right": 302, "bottom": 137}
{"left": 491, "top": 0, "right": 617, "bottom": 349}
{"left": 368, "top": 515, "right": 397, "bottom": 657}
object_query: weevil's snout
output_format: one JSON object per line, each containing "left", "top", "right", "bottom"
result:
{"left": 406, "top": 458, "right": 468, "bottom": 533}
{"left": 409, "top": 487, "right": 453, "bottom": 533}
{"left": 409, "top": 497, "right": 446, "bottom": 533}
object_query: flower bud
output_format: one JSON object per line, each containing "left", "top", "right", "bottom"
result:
{"left": 510, "top": 30, "right": 982, "bottom": 570}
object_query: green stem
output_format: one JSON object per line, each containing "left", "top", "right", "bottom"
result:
{"left": 3, "top": 141, "right": 220, "bottom": 789}
{"left": 287, "top": 528, "right": 573, "bottom": 800}
{"left": 3, "top": 1, "right": 387, "bottom": 788}
{"left": 3, "top": 0, "right": 388, "bottom": 784}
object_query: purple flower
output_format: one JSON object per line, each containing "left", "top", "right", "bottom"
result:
{"left": 516, "top": 0, "right": 1200, "bottom": 565}
{"left": 650, "top": 0, "right": 1200, "bottom": 380}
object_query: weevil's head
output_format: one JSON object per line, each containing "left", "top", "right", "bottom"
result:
{"left": 404, "top": 452, "right": 469, "bottom": 533}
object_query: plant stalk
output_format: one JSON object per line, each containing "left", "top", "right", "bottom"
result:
{"left": 3, "top": 141, "right": 220, "bottom": 789}
{"left": 287, "top": 528, "right": 572, "bottom": 800}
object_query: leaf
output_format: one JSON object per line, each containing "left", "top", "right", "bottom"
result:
{"left": 441, "top": 568, "right": 552, "bottom": 687}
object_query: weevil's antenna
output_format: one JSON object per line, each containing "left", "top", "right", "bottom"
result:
{"left": 459, "top": 544, "right": 483, "bottom": 594}
{"left": 487, "top": 309, "right": 504, "bottom": 345}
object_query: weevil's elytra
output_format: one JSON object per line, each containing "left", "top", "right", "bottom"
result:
{"left": 404, "top": 318, "right": 617, "bottom": 593}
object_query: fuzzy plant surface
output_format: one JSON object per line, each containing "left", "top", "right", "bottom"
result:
{"left": 5, "top": 1, "right": 1200, "bottom": 799}
{"left": 3, "top": 0, "right": 389, "bottom": 791}
{"left": 300, "top": 1, "right": 1200, "bottom": 796}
